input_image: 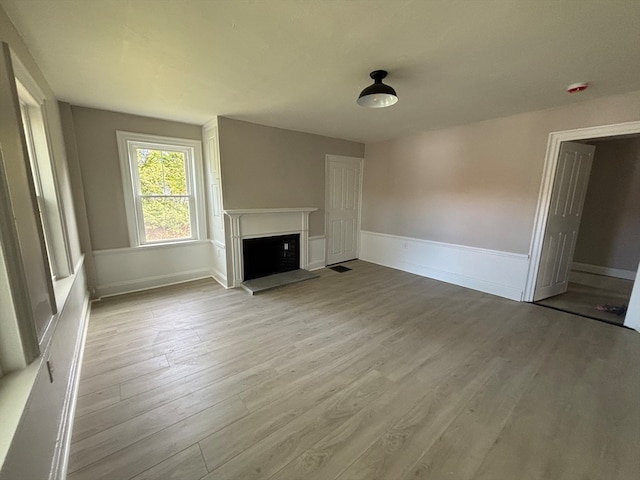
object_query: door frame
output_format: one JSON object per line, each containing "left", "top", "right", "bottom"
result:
{"left": 324, "top": 154, "right": 364, "bottom": 266}
{"left": 524, "top": 120, "right": 640, "bottom": 303}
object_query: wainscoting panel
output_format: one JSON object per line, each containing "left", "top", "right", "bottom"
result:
{"left": 209, "top": 240, "right": 228, "bottom": 288}
{"left": 0, "top": 262, "right": 89, "bottom": 480}
{"left": 308, "top": 236, "right": 326, "bottom": 270}
{"left": 360, "top": 230, "right": 529, "bottom": 301}
{"left": 93, "top": 241, "right": 212, "bottom": 297}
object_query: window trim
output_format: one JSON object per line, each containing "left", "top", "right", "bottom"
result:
{"left": 116, "top": 131, "right": 206, "bottom": 247}
{"left": 13, "top": 52, "right": 74, "bottom": 312}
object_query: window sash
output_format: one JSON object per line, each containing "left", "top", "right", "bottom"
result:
{"left": 136, "top": 194, "right": 196, "bottom": 244}
{"left": 20, "top": 103, "right": 57, "bottom": 279}
{"left": 122, "top": 138, "right": 202, "bottom": 246}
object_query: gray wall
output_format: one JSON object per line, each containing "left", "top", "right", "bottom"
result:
{"left": 362, "top": 90, "right": 640, "bottom": 254}
{"left": 68, "top": 106, "right": 203, "bottom": 250}
{"left": 574, "top": 137, "right": 640, "bottom": 272}
{"left": 218, "top": 117, "right": 364, "bottom": 237}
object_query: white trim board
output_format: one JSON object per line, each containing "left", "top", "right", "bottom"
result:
{"left": 360, "top": 231, "right": 529, "bottom": 301}
{"left": 572, "top": 262, "right": 637, "bottom": 281}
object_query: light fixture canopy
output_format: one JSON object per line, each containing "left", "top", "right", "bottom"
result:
{"left": 357, "top": 70, "right": 398, "bottom": 108}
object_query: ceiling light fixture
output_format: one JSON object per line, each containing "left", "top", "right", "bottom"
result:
{"left": 567, "top": 82, "right": 589, "bottom": 94}
{"left": 357, "top": 70, "right": 398, "bottom": 108}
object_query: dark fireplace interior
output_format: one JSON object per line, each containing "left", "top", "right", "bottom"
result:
{"left": 243, "top": 234, "right": 300, "bottom": 281}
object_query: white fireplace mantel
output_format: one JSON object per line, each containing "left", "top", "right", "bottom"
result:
{"left": 224, "top": 207, "right": 317, "bottom": 287}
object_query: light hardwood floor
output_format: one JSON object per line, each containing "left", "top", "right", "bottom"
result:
{"left": 536, "top": 276, "right": 633, "bottom": 325}
{"left": 68, "top": 261, "right": 640, "bottom": 480}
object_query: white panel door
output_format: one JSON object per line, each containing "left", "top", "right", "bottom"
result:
{"left": 326, "top": 156, "right": 362, "bottom": 265}
{"left": 534, "top": 141, "right": 595, "bottom": 301}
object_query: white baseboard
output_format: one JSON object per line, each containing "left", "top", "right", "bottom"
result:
{"left": 94, "top": 242, "right": 213, "bottom": 297}
{"left": 97, "top": 269, "right": 213, "bottom": 298}
{"left": 308, "top": 236, "right": 326, "bottom": 270}
{"left": 360, "top": 230, "right": 529, "bottom": 301}
{"left": 572, "top": 262, "right": 637, "bottom": 281}
{"left": 210, "top": 267, "right": 228, "bottom": 289}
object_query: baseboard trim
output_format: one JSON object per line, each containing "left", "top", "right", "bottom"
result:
{"left": 360, "top": 230, "right": 529, "bottom": 301}
{"left": 306, "top": 260, "right": 325, "bottom": 271}
{"left": 210, "top": 268, "right": 229, "bottom": 289}
{"left": 572, "top": 262, "right": 636, "bottom": 281}
{"left": 96, "top": 269, "right": 213, "bottom": 298}
{"left": 49, "top": 290, "right": 90, "bottom": 480}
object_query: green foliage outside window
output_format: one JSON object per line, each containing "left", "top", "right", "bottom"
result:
{"left": 136, "top": 149, "right": 192, "bottom": 241}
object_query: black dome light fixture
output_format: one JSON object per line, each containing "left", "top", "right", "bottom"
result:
{"left": 357, "top": 70, "right": 398, "bottom": 108}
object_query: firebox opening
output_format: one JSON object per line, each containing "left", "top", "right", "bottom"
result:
{"left": 243, "top": 234, "right": 300, "bottom": 281}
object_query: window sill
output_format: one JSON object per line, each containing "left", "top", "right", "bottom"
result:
{"left": 53, "top": 272, "right": 75, "bottom": 314}
{"left": 137, "top": 239, "right": 205, "bottom": 249}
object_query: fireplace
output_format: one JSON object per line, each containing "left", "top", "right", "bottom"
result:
{"left": 243, "top": 234, "right": 300, "bottom": 281}
{"left": 224, "top": 208, "right": 317, "bottom": 287}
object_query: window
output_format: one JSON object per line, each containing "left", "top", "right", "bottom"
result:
{"left": 117, "top": 132, "right": 205, "bottom": 246}
{"left": 19, "top": 102, "right": 56, "bottom": 277}
{"left": 15, "top": 76, "right": 72, "bottom": 285}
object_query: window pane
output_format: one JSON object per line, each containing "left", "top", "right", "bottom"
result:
{"left": 162, "top": 151, "right": 187, "bottom": 194}
{"left": 140, "top": 197, "right": 191, "bottom": 242}
{"left": 137, "top": 149, "right": 187, "bottom": 195}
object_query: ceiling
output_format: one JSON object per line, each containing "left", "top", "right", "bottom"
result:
{"left": 2, "top": 0, "right": 640, "bottom": 143}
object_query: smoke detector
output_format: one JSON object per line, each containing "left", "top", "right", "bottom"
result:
{"left": 567, "top": 82, "right": 589, "bottom": 94}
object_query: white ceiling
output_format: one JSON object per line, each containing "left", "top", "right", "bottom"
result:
{"left": 2, "top": 0, "right": 640, "bottom": 143}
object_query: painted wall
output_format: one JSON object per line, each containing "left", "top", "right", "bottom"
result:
{"left": 574, "top": 137, "right": 640, "bottom": 272}
{"left": 68, "top": 106, "right": 203, "bottom": 250}
{"left": 0, "top": 5, "right": 89, "bottom": 479}
{"left": 59, "top": 102, "right": 99, "bottom": 295}
{"left": 363, "top": 90, "right": 640, "bottom": 254}
{"left": 218, "top": 117, "right": 364, "bottom": 237}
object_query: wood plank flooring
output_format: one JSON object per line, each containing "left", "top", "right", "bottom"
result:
{"left": 69, "top": 260, "right": 640, "bottom": 480}
{"left": 536, "top": 280, "right": 632, "bottom": 326}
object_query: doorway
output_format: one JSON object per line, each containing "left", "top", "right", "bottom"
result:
{"left": 325, "top": 155, "right": 363, "bottom": 266}
{"left": 524, "top": 121, "right": 640, "bottom": 331}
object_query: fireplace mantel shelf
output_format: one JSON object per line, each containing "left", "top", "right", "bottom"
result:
{"left": 224, "top": 207, "right": 317, "bottom": 216}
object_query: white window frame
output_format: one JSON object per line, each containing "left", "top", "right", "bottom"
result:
{"left": 116, "top": 131, "right": 206, "bottom": 246}
{"left": 13, "top": 57, "right": 73, "bottom": 290}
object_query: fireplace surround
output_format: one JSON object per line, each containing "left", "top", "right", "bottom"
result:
{"left": 224, "top": 208, "right": 317, "bottom": 287}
